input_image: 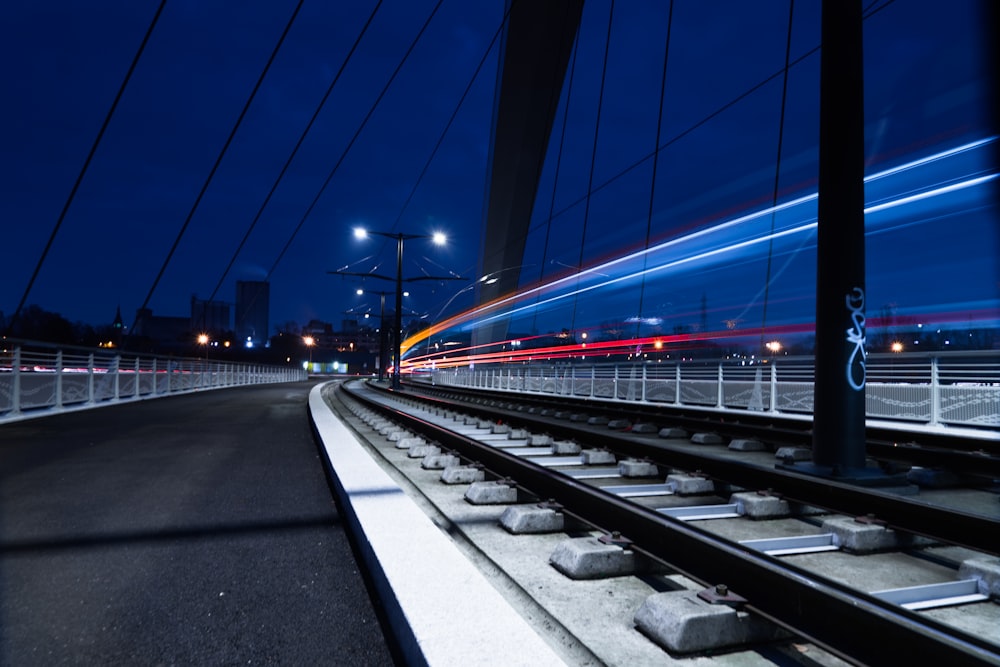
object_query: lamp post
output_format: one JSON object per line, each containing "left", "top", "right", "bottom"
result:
{"left": 303, "top": 335, "right": 315, "bottom": 373}
{"left": 356, "top": 288, "right": 390, "bottom": 382}
{"left": 332, "top": 228, "right": 454, "bottom": 390}
{"left": 197, "top": 333, "right": 209, "bottom": 361}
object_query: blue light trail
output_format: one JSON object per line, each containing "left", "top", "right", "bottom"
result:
{"left": 403, "top": 137, "right": 998, "bottom": 370}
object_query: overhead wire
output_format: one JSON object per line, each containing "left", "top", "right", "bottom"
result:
{"left": 5, "top": 0, "right": 167, "bottom": 337}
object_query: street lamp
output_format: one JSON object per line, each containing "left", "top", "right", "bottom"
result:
{"left": 333, "top": 228, "right": 458, "bottom": 390}
{"left": 197, "top": 333, "right": 209, "bottom": 361}
{"left": 303, "top": 335, "right": 315, "bottom": 372}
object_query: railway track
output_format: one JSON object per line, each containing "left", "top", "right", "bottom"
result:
{"left": 329, "top": 378, "right": 1000, "bottom": 665}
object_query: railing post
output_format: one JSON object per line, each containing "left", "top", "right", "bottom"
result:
{"left": 87, "top": 353, "right": 95, "bottom": 405}
{"left": 614, "top": 364, "right": 620, "bottom": 401}
{"left": 717, "top": 362, "right": 724, "bottom": 408}
{"left": 930, "top": 356, "right": 941, "bottom": 426}
{"left": 113, "top": 355, "right": 121, "bottom": 401}
{"left": 55, "top": 351, "right": 64, "bottom": 409}
{"left": 590, "top": 365, "right": 596, "bottom": 398}
{"left": 769, "top": 360, "right": 778, "bottom": 413}
{"left": 675, "top": 364, "right": 682, "bottom": 404}
{"left": 134, "top": 357, "right": 141, "bottom": 399}
{"left": 641, "top": 364, "right": 648, "bottom": 402}
{"left": 11, "top": 346, "right": 22, "bottom": 416}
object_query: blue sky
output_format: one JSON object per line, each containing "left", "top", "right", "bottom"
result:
{"left": 1, "top": 1, "right": 996, "bottom": 344}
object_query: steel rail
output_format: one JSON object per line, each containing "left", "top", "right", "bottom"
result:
{"left": 416, "top": 380, "right": 1000, "bottom": 461}
{"left": 410, "top": 384, "right": 1000, "bottom": 555}
{"left": 340, "top": 380, "right": 1000, "bottom": 665}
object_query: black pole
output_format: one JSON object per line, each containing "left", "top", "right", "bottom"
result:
{"left": 378, "top": 292, "right": 386, "bottom": 382}
{"left": 812, "top": 0, "right": 867, "bottom": 473}
{"left": 393, "top": 234, "right": 404, "bottom": 390}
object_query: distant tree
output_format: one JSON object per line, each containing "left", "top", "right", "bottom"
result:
{"left": 8, "top": 305, "right": 75, "bottom": 344}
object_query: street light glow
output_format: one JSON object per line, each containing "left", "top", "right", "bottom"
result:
{"left": 353, "top": 227, "right": 368, "bottom": 240}
{"left": 431, "top": 231, "right": 446, "bottom": 245}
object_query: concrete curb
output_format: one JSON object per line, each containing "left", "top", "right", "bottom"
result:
{"left": 308, "top": 383, "right": 568, "bottom": 667}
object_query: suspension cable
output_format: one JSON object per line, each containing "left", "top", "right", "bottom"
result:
{"left": 261, "top": 0, "right": 445, "bottom": 283}
{"left": 530, "top": 9, "right": 580, "bottom": 336}
{"left": 133, "top": 0, "right": 305, "bottom": 334}
{"left": 203, "top": 0, "right": 384, "bottom": 319}
{"left": 759, "top": 0, "right": 796, "bottom": 350}
{"left": 389, "top": 5, "right": 512, "bottom": 235}
{"left": 568, "top": 0, "right": 615, "bottom": 336}
{"left": 634, "top": 1, "right": 674, "bottom": 340}
{"left": 5, "top": 0, "right": 167, "bottom": 336}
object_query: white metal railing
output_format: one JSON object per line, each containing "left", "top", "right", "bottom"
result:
{"left": 425, "top": 351, "right": 1000, "bottom": 431}
{"left": 0, "top": 342, "right": 307, "bottom": 424}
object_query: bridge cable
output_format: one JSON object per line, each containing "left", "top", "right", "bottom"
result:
{"left": 568, "top": 0, "right": 616, "bottom": 339}
{"left": 529, "top": 11, "right": 581, "bottom": 337}
{"left": 202, "top": 0, "right": 385, "bottom": 335}
{"left": 540, "top": 0, "right": 897, "bottom": 227}
{"left": 131, "top": 0, "right": 306, "bottom": 336}
{"left": 634, "top": 1, "right": 675, "bottom": 341}
{"left": 758, "top": 0, "right": 796, "bottom": 351}
{"left": 4, "top": 0, "right": 167, "bottom": 337}
{"left": 388, "top": 5, "right": 512, "bottom": 241}
{"left": 260, "top": 0, "right": 445, "bottom": 287}
{"left": 863, "top": 0, "right": 898, "bottom": 20}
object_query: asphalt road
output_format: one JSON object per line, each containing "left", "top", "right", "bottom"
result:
{"left": 0, "top": 382, "right": 395, "bottom": 665}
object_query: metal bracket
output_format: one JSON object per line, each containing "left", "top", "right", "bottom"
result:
{"left": 854, "top": 513, "right": 887, "bottom": 526}
{"left": 697, "top": 584, "right": 747, "bottom": 607}
{"left": 598, "top": 531, "right": 632, "bottom": 548}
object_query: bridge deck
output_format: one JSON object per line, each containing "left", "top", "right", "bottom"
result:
{"left": 0, "top": 382, "right": 394, "bottom": 665}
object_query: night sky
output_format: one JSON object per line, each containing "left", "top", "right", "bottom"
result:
{"left": 2, "top": 1, "right": 997, "bottom": 347}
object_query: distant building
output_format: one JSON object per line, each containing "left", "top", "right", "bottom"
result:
{"left": 190, "top": 296, "right": 230, "bottom": 333}
{"left": 235, "top": 280, "right": 269, "bottom": 348}
{"left": 112, "top": 305, "right": 124, "bottom": 346}
{"left": 132, "top": 308, "right": 191, "bottom": 349}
